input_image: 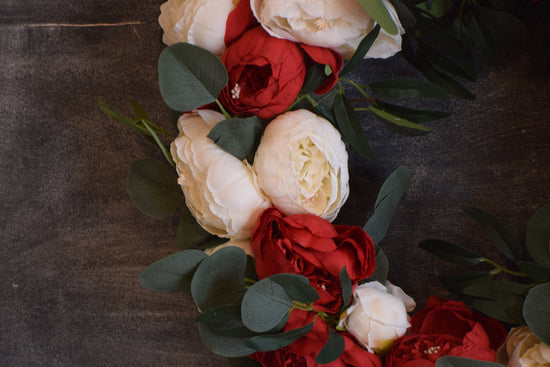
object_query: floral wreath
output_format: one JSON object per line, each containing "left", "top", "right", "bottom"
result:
{"left": 99, "top": 0, "right": 550, "bottom": 366}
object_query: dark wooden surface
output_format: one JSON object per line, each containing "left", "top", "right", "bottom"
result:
{"left": 1, "top": 2, "right": 549, "bottom": 366}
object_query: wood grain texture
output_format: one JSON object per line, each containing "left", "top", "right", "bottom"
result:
{"left": 1, "top": 1, "right": 549, "bottom": 366}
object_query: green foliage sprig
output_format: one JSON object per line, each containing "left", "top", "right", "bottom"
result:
{"left": 419, "top": 203, "right": 550, "bottom": 345}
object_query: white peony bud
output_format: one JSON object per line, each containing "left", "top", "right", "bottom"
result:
{"left": 204, "top": 239, "right": 254, "bottom": 257}
{"left": 250, "top": 0, "right": 405, "bottom": 59}
{"left": 253, "top": 109, "right": 349, "bottom": 222}
{"left": 158, "top": 0, "right": 237, "bottom": 55}
{"left": 496, "top": 326, "right": 550, "bottom": 367}
{"left": 338, "top": 281, "right": 415, "bottom": 355}
{"left": 170, "top": 110, "right": 271, "bottom": 240}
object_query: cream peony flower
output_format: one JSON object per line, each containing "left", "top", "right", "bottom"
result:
{"left": 253, "top": 109, "right": 349, "bottom": 222}
{"left": 203, "top": 239, "right": 254, "bottom": 257}
{"left": 158, "top": 0, "right": 237, "bottom": 55}
{"left": 496, "top": 326, "right": 550, "bottom": 367}
{"left": 170, "top": 110, "right": 271, "bottom": 239}
{"left": 338, "top": 281, "right": 415, "bottom": 355}
{"left": 250, "top": 0, "right": 405, "bottom": 59}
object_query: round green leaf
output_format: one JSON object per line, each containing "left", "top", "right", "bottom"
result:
{"left": 198, "top": 322, "right": 256, "bottom": 358}
{"left": 241, "top": 278, "right": 293, "bottom": 333}
{"left": 207, "top": 116, "right": 263, "bottom": 163}
{"left": 316, "top": 330, "right": 345, "bottom": 364}
{"left": 126, "top": 158, "right": 182, "bottom": 218}
{"left": 191, "top": 247, "right": 247, "bottom": 311}
{"left": 269, "top": 274, "right": 320, "bottom": 304}
{"left": 139, "top": 250, "right": 206, "bottom": 293}
{"left": 473, "top": 298, "right": 524, "bottom": 324}
{"left": 158, "top": 42, "right": 228, "bottom": 111}
{"left": 523, "top": 282, "right": 550, "bottom": 345}
{"left": 244, "top": 323, "right": 314, "bottom": 352}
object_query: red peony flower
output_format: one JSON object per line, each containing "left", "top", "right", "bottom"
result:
{"left": 220, "top": 2, "right": 342, "bottom": 119}
{"left": 251, "top": 309, "right": 382, "bottom": 367}
{"left": 384, "top": 296, "right": 507, "bottom": 367}
{"left": 250, "top": 207, "right": 376, "bottom": 314}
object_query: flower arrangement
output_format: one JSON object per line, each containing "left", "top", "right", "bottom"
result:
{"left": 99, "top": 0, "right": 549, "bottom": 366}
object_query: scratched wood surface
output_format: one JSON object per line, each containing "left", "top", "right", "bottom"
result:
{"left": 1, "top": 1, "right": 549, "bottom": 366}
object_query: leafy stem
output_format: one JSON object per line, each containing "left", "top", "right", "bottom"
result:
{"left": 216, "top": 99, "right": 232, "bottom": 120}
{"left": 291, "top": 301, "right": 339, "bottom": 327}
{"left": 482, "top": 257, "right": 528, "bottom": 278}
{"left": 141, "top": 120, "right": 176, "bottom": 168}
{"left": 340, "top": 78, "right": 373, "bottom": 100}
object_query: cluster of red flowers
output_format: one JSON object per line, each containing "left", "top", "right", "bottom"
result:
{"left": 246, "top": 208, "right": 507, "bottom": 366}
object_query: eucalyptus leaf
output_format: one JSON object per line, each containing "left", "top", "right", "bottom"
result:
{"left": 462, "top": 206, "right": 522, "bottom": 261}
{"left": 438, "top": 271, "right": 492, "bottom": 293}
{"left": 357, "top": 0, "right": 398, "bottom": 35}
{"left": 376, "top": 101, "right": 451, "bottom": 123}
{"left": 366, "top": 245, "right": 390, "bottom": 283}
{"left": 208, "top": 116, "right": 263, "bottom": 163}
{"left": 191, "top": 247, "right": 247, "bottom": 311}
{"left": 269, "top": 273, "right": 320, "bottom": 304}
{"left": 370, "top": 106, "right": 433, "bottom": 136}
{"left": 462, "top": 280, "right": 529, "bottom": 300}
{"left": 339, "top": 25, "right": 380, "bottom": 77}
{"left": 523, "top": 282, "right": 550, "bottom": 345}
{"left": 418, "top": 239, "right": 483, "bottom": 266}
{"left": 315, "top": 330, "right": 346, "bottom": 364}
{"left": 526, "top": 203, "right": 550, "bottom": 266}
{"left": 301, "top": 63, "right": 328, "bottom": 94}
{"left": 126, "top": 159, "right": 182, "bottom": 218}
{"left": 177, "top": 206, "right": 225, "bottom": 250}
{"left": 473, "top": 297, "right": 524, "bottom": 324}
{"left": 139, "top": 250, "right": 206, "bottom": 294}
{"left": 364, "top": 166, "right": 411, "bottom": 244}
{"left": 196, "top": 305, "right": 242, "bottom": 324}
{"left": 368, "top": 78, "right": 449, "bottom": 99}
{"left": 340, "top": 267, "right": 353, "bottom": 312}
{"left": 158, "top": 42, "right": 228, "bottom": 111}
{"left": 333, "top": 93, "right": 377, "bottom": 162}
{"left": 435, "top": 356, "right": 505, "bottom": 367}
{"left": 198, "top": 322, "right": 256, "bottom": 358}
{"left": 516, "top": 261, "right": 550, "bottom": 283}
{"left": 244, "top": 323, "right": 314, "bottom": 352}
{"left": 241, "top": 278, "right": 293, "bottom": 333}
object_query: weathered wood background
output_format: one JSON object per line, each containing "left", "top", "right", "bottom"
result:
{"left": 1, "top": 1, "right": 549, "bottom": 366}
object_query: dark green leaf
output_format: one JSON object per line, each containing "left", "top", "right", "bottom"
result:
{"left": 340, "top": 267, "right": 353, "bottom": 312}
{"left": 377, "top": 101, "right": 451, "bottom": 123}
{"left": 198, "top": 322, "right": 256, "bottom": 358}
{"left": 196, "top": 305, "right": 242, "bottom": 324}
{"left": 245, "top": 323, "right": 314, "bottom": 352}
{"left": 417, "top": 40, "right": 476, "bottom": 81}
{"left": 417, "top": 0, "right": 454, "bottom": 18}
{"left": 126, "top": 159, "right": 182, "bottom": 218}
{"left": 315, "top": 331, "right": 346, "bottom": 364}
{"left": 139, "top": 250, "right": 206, "bottom": 293}
{"left": 526, "top": 203, "right": 550, "bottom": 266}
{"left": 420, "top": 63, "right": 476, "bottom": 100}
{"left": 191, "top": 247, "right": 247, "bottom": 311}
{"left": 419, "top": 239, "right": 483, "bottom": 266}
{"left": 462, "top": 206, "right": 522, "bottom": 261}
{"left": 333, "top": 93, "right": 377, "bottom": 162}
{"left": 339, "top": 25, "right": 380, "bottom": 77}
{"left": 462, "top": 280, "right": 529, "bottom": 300}
{"left": 98, "top": 97, "right": 154, "bottom": 144}
{"left": 158, "top": 42, "right": 228, "bottom": 111}
{"left": 436, "top": 356, "right": 505, "bottom": 367}
{"left": 364, "top": 166, "right": 411, "bottom": 244}
{"left": 241, "top": 278, "right": 293, "bottom": 333}
{"left": 369, "top": 78, "right": 449, "bottom": 99}
{"left": 388, "top": 0, "right": 416, "bottom": 29}
{"left": 438, "top": 271, "right": 492, "bottom": 293}
{"left": 370, "top": 106, "right": 433, "bottom": 136}
{"left": 516, "top": 261, "right": 550, "bottom": 283}
{"left": 177, "top": 206, "right": 225, "bottom": 250}
{"left": 473, "top": 297, "right": 524, "bottom": 324}
{"left": 366, "top": 245, "right": 389, "bottom": 283}
{"left": 462, "top": 8, "right": 497, "bottom": 64}
{"left": 357, "top": 0, "right": 399, "bottom": 35}
{"left": 207, "top": 116, "right": 263, "bottom": 163}
{"left": 523, "top": 282, "right": 550, "bottom": 345}
{"left": 269, "top": 274, "right": 320, "bottom": 304}
{"left": 301, "top": 64, "right": 328, "bottom": 94}
{"left": 477, "top": 7, "right": 526, "bottom": 49}
{"left": 130, "top": 100, "right": 150, "bottom": 121}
